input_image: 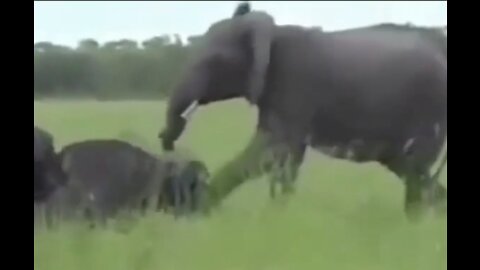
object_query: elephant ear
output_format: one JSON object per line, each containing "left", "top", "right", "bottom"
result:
{"left": 240, "top": 11, "right": 275, "bottom": 105}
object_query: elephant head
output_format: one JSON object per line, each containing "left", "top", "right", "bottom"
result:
{"left": 159, "top": 3, "right": 275, "bottom": 151}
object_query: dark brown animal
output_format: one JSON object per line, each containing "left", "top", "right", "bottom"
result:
{"left": 40, "top": 139, "right": 209, "bottom": 227}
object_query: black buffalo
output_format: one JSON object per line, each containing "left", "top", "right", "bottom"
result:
{"left": 34, "top": 126, "right": 64, "bottom": 202}
{"left": 159, "top": 3, "right": 447, "bottom": 221}
{"left": 161, "top": 160, "right": 210, "bottom": 216}
{"left": 41, "top": 139, "right": 209, "bottom": 227}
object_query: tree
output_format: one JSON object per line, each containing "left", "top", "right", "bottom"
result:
{"left": 78, "top": 39, "right": 100, "bottom": 51}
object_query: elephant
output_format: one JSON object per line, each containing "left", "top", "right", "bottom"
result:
{"left": 40, "top": 139, "right": 210, "bottom": 228}
{"left": 159, "top": 3, "right": 447, "bottom": 221}
{"left": 34, "top": 126, "right": 65, "bottom": 203}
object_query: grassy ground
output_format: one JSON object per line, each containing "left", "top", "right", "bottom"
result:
{"left": 34, "top": 100, "right": 447, "bottom": 270}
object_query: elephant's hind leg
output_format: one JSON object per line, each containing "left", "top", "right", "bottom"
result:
{"left": 269, "top": 143, "right": 306, "bottom": 200}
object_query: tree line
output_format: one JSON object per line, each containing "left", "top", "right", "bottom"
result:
{"left": 34, "top": 25, "right": 447, "bottom": 100}
{"left": 34, "top": 35, "right": 203, "bottom": 100}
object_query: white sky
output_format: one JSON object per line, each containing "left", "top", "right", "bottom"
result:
{"left": 34, "top": 1, "right": 447, "bottom": 47}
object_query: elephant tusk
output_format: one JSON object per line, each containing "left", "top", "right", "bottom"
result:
{"left": 181, "top": 100, "right": 199, "bottom": 120}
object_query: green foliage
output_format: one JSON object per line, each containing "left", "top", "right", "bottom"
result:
{"left": 34, "top": 35, "right": 202, "bottom": 100}
{"left": 33, "top": 23, "right": 447, "bottom": 101}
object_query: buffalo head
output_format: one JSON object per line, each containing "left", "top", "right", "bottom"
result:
{"left": 34, "top": 126, "right": 65, "bottom": 202}
{"left": 160, "top": 159, "right": 210, "bottom": 215}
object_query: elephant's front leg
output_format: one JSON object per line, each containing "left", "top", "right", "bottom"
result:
{"left": 202, "top": 132, "right": 306, "bottom": 212}
{"left": 202, "top": 132, "right": 277, "bottom": 211}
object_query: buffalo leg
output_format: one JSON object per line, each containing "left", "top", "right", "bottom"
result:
{"left": 173, "top": 178, "right": 183, "bottom": 217}
{"left": 181, "top": 178, "right": 193, "bottom": 215}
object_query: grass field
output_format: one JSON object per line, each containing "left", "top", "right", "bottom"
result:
{"left": 34, "top": 100, "right": 447, "bottom": 270}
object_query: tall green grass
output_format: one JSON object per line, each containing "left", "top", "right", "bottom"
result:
{"left": 34, "top": 100, "right": 447, "bottom": 270}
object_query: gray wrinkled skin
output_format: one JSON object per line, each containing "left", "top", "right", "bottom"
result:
{"left": 159, "top": 3, "right": 447, "bottom": 221}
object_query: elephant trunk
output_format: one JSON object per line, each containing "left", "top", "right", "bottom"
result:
{"left": 160, "top": 103, "right": 188, "bottom": 151}
{"left": 159, "top": 69, "right": 206, "bottom": 151}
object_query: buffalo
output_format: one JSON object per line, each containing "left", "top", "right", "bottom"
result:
{"left": 34, "top": 126, "right": 65, "bottom": 203}
{"left": 160, "top": 160, "right": 210, "bottom": 216}
{"left": 36, "top": 139, "right": 209, "bottom": 228}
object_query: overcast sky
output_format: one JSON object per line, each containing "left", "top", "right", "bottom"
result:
{"left": 34, "top": 1, "right": 447, "bottom": 47}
